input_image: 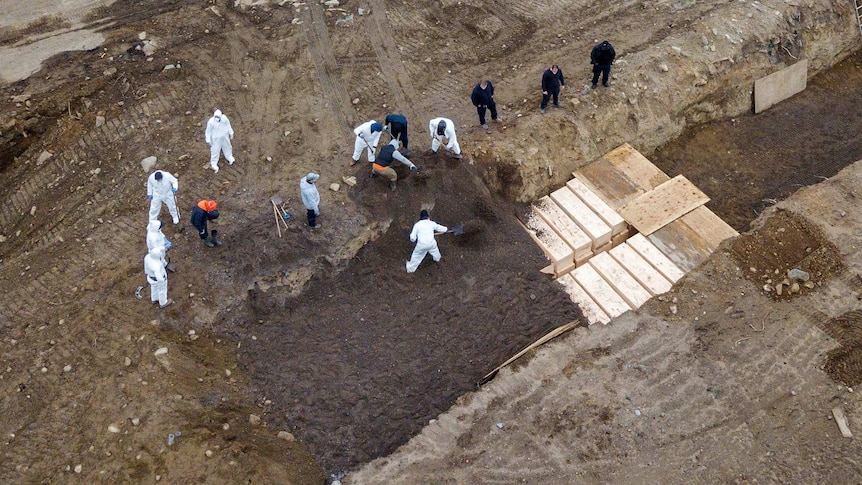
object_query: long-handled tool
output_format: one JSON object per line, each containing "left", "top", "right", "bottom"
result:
{"left": 270, "top": 195, "right": 290, "bottom": 237}
{"left": 445, "top": 223, "right": 464, "bottom": 235}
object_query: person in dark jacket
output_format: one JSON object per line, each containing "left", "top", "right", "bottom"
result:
{"left": 190, "top": 199, "right": 221, "bottom": 248}
{"left": 470, "top": 80, "right": 498, "bottom": 128}
{"left": 540, "top": 65, "right": 565, "bottom": 113}
{"left": 384, "top": 114, "right": 410, "bottom": 156}
{"left": 590, "top": 40, "right": 616, "bottom": 88}
{"left": 372, "top": 139, "right": 417, "bottom": 191}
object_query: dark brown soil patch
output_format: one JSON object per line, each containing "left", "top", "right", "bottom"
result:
{"left": 730, "top": 209, "right": 844, "bottom": 300}
{"left": 221, "top": 161, "right": 583, "bottom": 474}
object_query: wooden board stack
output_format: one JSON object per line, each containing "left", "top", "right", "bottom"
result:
{"left": 523, "top": 143, "right": 739, "bottom": 325}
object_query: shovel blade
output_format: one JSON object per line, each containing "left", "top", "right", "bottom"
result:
{"left": 449, "top": 223, "right": 465, "bottom": 235}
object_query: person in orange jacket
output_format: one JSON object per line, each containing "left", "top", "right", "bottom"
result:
{"left": 190, "top": 200, "right": 221, "bottom": 248}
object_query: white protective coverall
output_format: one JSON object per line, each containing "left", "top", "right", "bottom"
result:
{"left": 147, "top": 170, "right": 179, "bottom": 223}
{"left": 144, "top": 246, "right": 169, "bottom": 306}
{"left": 429, "top": 117, "right": 461, "bottom": 155}
{"left": 300, "top": 174, "right": 320, "bottom": 215}
{"left": 146, "top": 220, "right": 170, "bottom": 267}
{"left": 406, "top": 218, "right": 448, "bottom": 273}
{"left": 205, "top": 109, "right": 235, "bottom": 172}
{"left": 352, "top": 120, "right": 383, "bottom": 163}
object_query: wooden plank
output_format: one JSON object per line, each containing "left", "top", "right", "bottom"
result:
{"left": 602, "top": 143, "right": 670, "bottom": 191}
{"left": 679, "top": 206, "right": 738, "bottom": 249}
{"left": 832, "top": 407, "right": 853, "bottom": 438}
{"left": 649, "top": 220, "right": 714, "bottom": 273}
{"left": 522, "top": 214, "right": 573, "bottom": 273}
{"left": 571, "top": 264, "right": 632, "bottom": 317}
{"left": 556, "top": 274, "right": 610, "bottom": 325}
{"left": 754, "top": 59, "right": 808, "bottom": 114}
{"left": 533, "top": 196, "right": 592, "bottom": 258}
{"left": 626, "top": 233, "right": 686, "bottom": 283}
{"left": 588, "top": 252, "right": 652, "bottom": 309}
{"left": 574, "top": 159, "right": 643, "bottom": 210}
{"left": 609, "top": 243, "right": 673, "bottom": 296}
{"left": 566, "top": 177, "right": 627, "bottom": 235}
{"left": 550, "top": 186, "right": 612, "bottom": 250}
{"left": 619, "top": 175, "right": 710, "bottom": 236}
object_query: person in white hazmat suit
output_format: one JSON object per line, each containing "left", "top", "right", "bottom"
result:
{"left": 300, "top": 172, "right": 322, "bottom": 228}
{"left": 428, "top": 117, "right": 462, "bottom": 159}
{"left": 349, "top": 120, "right": 383, "bottom": 166}
{"left": 147, "top": 170, "right": 180, "bottom": 224}
{"left": 205, "top": 109, "right": 235, "bottom": 173}
{"left": 146, "top": 220, "right": 172, "bottom": 269}
{"left": 406, "top": 209, "right": 448, "bottom": 273}
{"left": 144, "top": 246, "right": 173, "bottom": 308}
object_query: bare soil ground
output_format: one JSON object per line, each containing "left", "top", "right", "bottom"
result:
{"left": 1, "top": 0, "right": 861, "bottom": 483}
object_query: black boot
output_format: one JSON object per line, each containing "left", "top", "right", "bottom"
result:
{"left": 203, "top": 237, "right": 215, "bottom": 248}
{"left": 211, "top": 230, "right": 223, "bottom": 246}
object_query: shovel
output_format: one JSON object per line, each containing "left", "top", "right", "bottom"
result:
{"left": 443, "top": 223, "right": 464, "bottom": 236}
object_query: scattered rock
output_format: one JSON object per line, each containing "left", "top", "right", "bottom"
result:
{"left": 277, "top": 431, "right": 295, "bottom": 441}
{"left": 103, "top": 67, "right": 117, "bottom": 77}
{"left": 803, "top": 281, "right": 816, "bottom": 289}
{"left": 787, "top": 268, "right": 810, "bottom": 282}
{"left": 124, "top": 357, "right": 132, "bottom": 367}
{"left": 205, "top": 450, "right": 214, "bottom": 458}
{"left": 138, "top": 31, "right": 147, "bottom": 40}
{"left": 163, "top": 64, "right": 176, "bottom": 71}
{"left": 249, "top": 414, "right": 261, "bottom": 426}
{"left": 95, "top": 116, "right": 105, "bottom": 127}
{"left": 352, "top": 98, "right": 360, "bottom": 105}
{"left": 74, "top": 464, "right": 82, "bottom": 474}
{"left": 342, "top": 175, "right": 357, "bottom": 187}
{"left": 670, "top": 304, "right": 678, "bottom": 314}
{"left": 142, "top": 41, "right": 157, "bottom": 57}
{"left": 11, "top": 94, "right": 31, "bottom": 103}
{"left": 496, "top": 422, "right": 504, "bottom": 429}
{"left": 659, "top": 62, "right": 669, "bottom": 72}
{"left": 324, "top": 0, "right": 340, "bottom": 8}
{"left": 141, "top": 156, "right": 157, "bottom": 172}
{"left": 177, "top": 153, "right": 190, "bottom": 161}
{"left": 154, "top": 347, "right": 168, "bottom": 356}
{"left": 63, "top": 365, "right": 72, "bottom": 373}
{"left": 131, "top": 418, "right": 140, "bottom": 426}
{"left": 108, "top": 424, "right": 120, "bottom": 433}
{"left": 37, "top": 151, "right": 53, "bottom": 165}
{"left": 775, "top": 283, "right": 783, "bottom": 296}
{"left": 330, "top": 183, "right": 340, "bottom": 192}
{"left": 30, "top": 206, "right": 36, "bottom": 216}
{"left": 790, "top": 282, "right": 800, "bottom": 294}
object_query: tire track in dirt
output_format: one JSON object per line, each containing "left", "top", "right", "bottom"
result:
{"left": 366, "top": 0, "right": 419, "bottom": 120}
{"left": 300, "top": 4, "right": 353, "bottom": 139}
{"left": 0, "top": 90, "right": 183, "bottom": 260}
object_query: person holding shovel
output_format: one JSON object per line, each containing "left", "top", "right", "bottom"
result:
{"left": 190, "top": 199, "right": 221, "bottom": 248}
{"left": 406, "top": 209, "right": 448, "bottom": 273}
{"left": 373, "top": 139, "right": 418, "bottom": 191}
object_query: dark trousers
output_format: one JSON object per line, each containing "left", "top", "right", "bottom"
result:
{"left": 592, "top": 64, "right": 611, "bottom": 86}
{"left": 307, "top": 209, "right": 317, "bottom": 227}
{"left": 541, "top": 90, "right": 559, "bottom": 109}
{"left": 391, "top": 123, "right": 408, "bottom": 148}
{"left": 476, "top": 100, "right": 498, "bottom": 125}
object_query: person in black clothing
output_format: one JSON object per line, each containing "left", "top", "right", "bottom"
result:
{"left": 590, "top": 40, "right": 616, "bottom": 88}
{"left": 540, "top": 64, "right": 565, "bottom": 113}
{"left": 384, "top": 114, "right": 410, "bottom": 156}
{"left": 190, "top": 199, "right": 221, "bottom": 248}
{"left": 372, "top": 139, "right": 417, "bottom": 191}
{"left": 470, "top": 79, "right": 498, "bottom": 129}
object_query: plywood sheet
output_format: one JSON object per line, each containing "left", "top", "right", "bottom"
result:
{"left": 523, "top": 214, "right": 573, "bottom": 271}
{"left": 626, "top": 233, "right": 686, "bottom": 283}
{"left": 533, "top": 196, "right": 592, "bottom": 258}
{"left": 549, "top": 187, "right": 611, "bottom": 250}
{"left": 588, "top": 252, "right": 652, "bottom": 309}
{"left": 619, "top": 175, "right": 709, "bottom": 236}
{"left": 556, "top": 274, "right": 610, "bottom": 325}
{"left": 609, "top": 243, "right": 673, "bottom": 296}
{"left": 679, "top": 206, "right": 738, "bottom": 249}
{"left": 574, "top": 144, "right": 671, "bottom": 209}
{"left": 754, "top": 59, "right": 808, "bottom": 114}
{"left": 572, "top": 264, "right": 632, "bottom": 317}
{"left": 566, "top": 177, "right": 627, "bottom": 235}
